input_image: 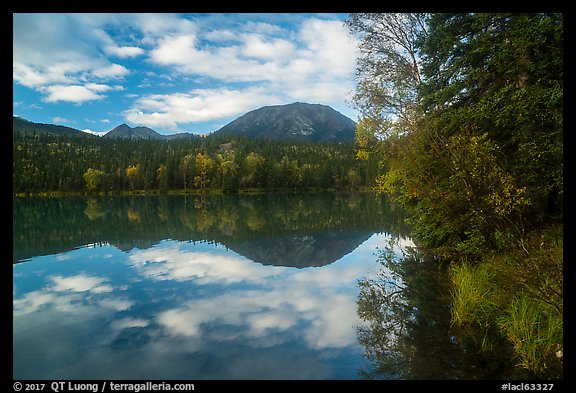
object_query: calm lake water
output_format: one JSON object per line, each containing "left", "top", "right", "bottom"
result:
{"left": 13, "top": 193, "right": 517, "bottom": 380}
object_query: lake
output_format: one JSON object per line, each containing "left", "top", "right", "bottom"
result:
{"left": 13, "top": 193, "right": 516, "bottom": 380}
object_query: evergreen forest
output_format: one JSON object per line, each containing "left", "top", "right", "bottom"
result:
{"left": 13, "top": 132, "right": 378, "bottom": 195}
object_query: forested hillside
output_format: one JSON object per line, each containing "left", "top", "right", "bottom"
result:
{"left": 13, "top": 131, "right": 378, "bottom": 194}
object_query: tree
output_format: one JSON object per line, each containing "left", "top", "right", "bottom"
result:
{"left": 349, "top": 13, "right": 563, "bottom": 253}
{"left": 347, "top": 13, "right": 429, "bottom": 138}
{"left": 83, "top": 167, "right": 106, "bottom": 192}
{"left": 419, "top": 13, "right": 563, "bottom": 218}
{"left": 181, "top": 154, "right": 195, "bottom": 190}
{"left": 125, "top": 164, "right": 140, "bottom": 191}
{"left": 216, "top": 150, "right": 239, "bottom": 192}
{"left": 157, "top": 164, "right": 168, "bottom": 191}
{"left": 348, "top": 13, "right": 563, "bottom": 377}
{"left": 194, "top": 152, "right": 213, "bottom": 192}
{"left": 243, "top": 152, "right": 266, "bottom": 188}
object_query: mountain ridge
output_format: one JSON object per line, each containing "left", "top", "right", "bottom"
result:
{"left": 213, "top": 102, "right": 356, "bottom": 143}
{"left": 13, "top": 116, "right": 98, "bottom": 139}
{"left": 104, "top": 123, "right": 165, "bottom": 140}
{"left": 13, "top": 102, "right": 357, "bottom": 143}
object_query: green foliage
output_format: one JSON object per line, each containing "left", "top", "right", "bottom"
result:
{"left": 13, "top": 132, "right": 374, "bottom": 194}
{"left": 194, "top": 152, "right": 213, "bottom": 191}
{"left": 14, "top": 193, "right": 412, "bottom": 264}
{"left": 450, "top": 261, "right": 502, "bottom": 345}
{"left": 346, "top": 13, "right": 426, "bottom": 132}
{"left": 418, "top": 13, "right": 563, "bottom": 217}
{"left": 349, "top": 12, "right": 562, "bottom": 252}
{"left": 498, "top": 294, "right": 562, "bottom": 377}
{"left": 348, "top": 12, "right": 563, "bottom": 378}
{"left": 83, "top": 168, "right": 106, "bottom": 191}
{"left": 449, "top": 224, "right": 563, "bottom": 378}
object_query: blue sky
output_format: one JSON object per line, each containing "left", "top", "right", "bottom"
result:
{"left": 13, "top": 13, "right": 359, "bottom": 136}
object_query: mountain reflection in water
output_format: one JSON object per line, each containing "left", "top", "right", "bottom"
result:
{"left": 13, "top": 193, "right": 410, "bottom": 266}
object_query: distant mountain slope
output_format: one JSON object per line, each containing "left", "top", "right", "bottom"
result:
{"left": 13, "top": 116, "right": 96, "bottom": 138}
{"left": 104, "top": 124, "right": 165, "bottom": 140}
{"left": 213, "top": 102, "right": 357, "bottom": 143}
{"left": 225, "top": 231, "right": 373, "bottom": 268}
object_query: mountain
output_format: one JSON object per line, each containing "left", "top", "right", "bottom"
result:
{"left": 104, "top": 124, "right": 165, "bottom": 140}
{"left": 13, "top": 116, "right": 96, "bottom": 139}
{"left": 164, "top": 132, "right": 200, "bottom": 140}
{"left": 213, "top": 102, "right": 357, "bottom": 143}
{"left": 225, "top": 231, "right": 373, "bottom": 268}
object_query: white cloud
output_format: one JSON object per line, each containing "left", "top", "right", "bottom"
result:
{"left": 84, "top": 83, "right": 114, "bottom": 92}
{"left": 148, "top": 17, "right": 356, "bottom": 85}
{"left": 52, "top": 116, "right": 73, "bottom": 124}
{"left": 105, "top": 45, "right": 145, "bottom": 58}
{"left": 124, "top": 88, "right": 282, "bottom": 131}
{"left": 42, "top": 85, "right": 104, "bottom": 103}
{"left": 241, "top": 35, "right": 296, "bottom": 61}
{"left": 97, "top": 298, "right": 134, "bottom": 311}
{"left": 128, "top": 246, "right": 285, "bottom": 284}
{"left": 204, "top": 29, "right": 239, "bottom": 42}
{"left": 298, "top": 18, "right": 358, "bottom": 77}
{"left": 13, "top": 63, "right": 75, "bottom": 89}
{"left": 155, "top": 281, "right": 359, "bottom": 349}
{"left": 40, "top": 83, "right": 124, "bottom": 104}
{"left": 243, "top": 21, "right": 283, "bottom": 35}
{"left": 91, "top": 64, "right": 129, "bottom": 79}
{"left": 51, "top": 274, "right": 113, "bottom": 293}
{"left": 128, "top": 240, "right": 382, "bottom": 349}
{"left": 129, "top": 13, "right": 196, "bottom": 39}
{"left": 13, "top": 273, "right": 117, "bottom": 316}
{"left": 13, "top": 13, "right": 131, "bottom": 104}
{"left": 111, "top": 317, "right": 150, "bottom": 330}
{"left": 13, "top": 291, "right": 60, "bottom": 316}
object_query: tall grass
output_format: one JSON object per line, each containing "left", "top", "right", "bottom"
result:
{"left": 498, "top": 294, "right": 563, "bottom": 376}
{"left": 449, "top": 225, "right": 563, "bottom": 379}
{"left": 450, "top": 260, "right": 501, "bottom": 350}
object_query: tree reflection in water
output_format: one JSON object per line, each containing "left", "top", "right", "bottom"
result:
{"left": 356, "top": 238, "right": 522, "bottom": 380}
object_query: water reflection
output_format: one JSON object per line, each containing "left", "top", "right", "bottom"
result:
{"left": 13, "top": 193, "right": 410, "bottom": 266}
{"left": 13, "top": 193, "right": 413, "bottom": 379}
{"left": 355, "top": 239, "right": 523, "bottom": 380}
{"left": 14, "top": 233, "right": 412, "bottom": 379}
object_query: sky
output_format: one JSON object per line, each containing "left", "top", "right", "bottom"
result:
{"left": 13, "top": 13, "right": 360, "bottom": 136}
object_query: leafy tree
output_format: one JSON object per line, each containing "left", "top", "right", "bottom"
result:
{"left": 181, "top": 154, "right": 195, "bottom": 190}
{"left": 418, "top": 13, "right": 563, "bottom": 219}
{"left": 347, "top": 13, "right": 428, "bottom": 137}
{"left": 216, "top": 150, "right": 239, "bottom": 192}
{"left": 83, "top": 167, "right": 106, "bottom": 192}
{"left": 156, "top": 164, "right": 168, "bottom": 191}
{"left": 194, "top": 152, "right": 213, "bottom": 192}
{"left": 243, "top": 152, "right": 266, "bottom": 188}
{"left": 125, "top": 164, "right": 140, "bottom": 191}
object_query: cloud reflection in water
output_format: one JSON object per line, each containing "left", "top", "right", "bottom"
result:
{"left": 13, "top": 233, "right": 413, "bottom": 379}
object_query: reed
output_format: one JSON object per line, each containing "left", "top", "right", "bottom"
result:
{"left": 498, "top": 293, "right": 563, "bottom": 375}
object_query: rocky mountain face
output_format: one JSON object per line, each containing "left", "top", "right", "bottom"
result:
{"left": 103, "top": 124, "right": 164, "bottom": 140}
{"left": 213, "top": 102, "right": 356, "bottom": 143}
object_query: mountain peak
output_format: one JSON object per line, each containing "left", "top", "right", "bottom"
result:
{"left": 105, "top": 123, "right": 164, "bottom": 140}
{"left": 214, "top": 102, "right": 356, "bottom": 143}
